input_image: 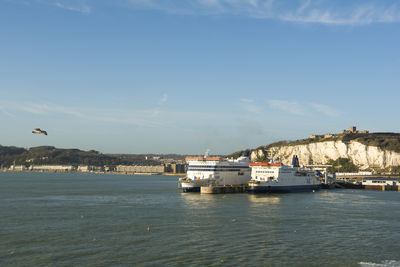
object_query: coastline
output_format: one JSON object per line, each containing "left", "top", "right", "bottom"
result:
{"left": 1, "top": 170, "right": 184, "bottom": 176}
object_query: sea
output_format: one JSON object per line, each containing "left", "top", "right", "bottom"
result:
{"left": 1, "top": 172, "right": 400, "bottom": 267}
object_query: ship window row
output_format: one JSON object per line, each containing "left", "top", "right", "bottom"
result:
{"left": 188, "top": 168, "right": 245, "bottom": 172}
{"left": 188, "top": 165, "right": 249, "bottom": 168}
{"left": 256, "top": 171, "right": 274, "bottom": 173}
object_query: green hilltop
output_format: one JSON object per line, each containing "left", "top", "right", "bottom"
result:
{"left": 0, "top": 145, "right": 161, "bottom": 168}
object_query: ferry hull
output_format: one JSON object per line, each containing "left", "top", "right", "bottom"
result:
{"left": 181, "top": 187, "right": 201, "bottom": 192}
{"left": 248, "top": 184, "right": 321, "bottom": 193}
{"left": 178, "top": 179, "right": 209, "bottom": 193}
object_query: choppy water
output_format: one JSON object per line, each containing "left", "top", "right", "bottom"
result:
{"left": 1, "top": 172, "right": 400, "bottom": 266}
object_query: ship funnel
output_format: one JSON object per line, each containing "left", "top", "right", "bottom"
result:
{"left": 270, "top": 150, "right": 274, "bottom": 163}
{"left": 292, "top": 155, "right": 299, "bottom": 167}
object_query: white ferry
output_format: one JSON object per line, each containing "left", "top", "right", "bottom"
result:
{"left": 178, "top": 152, "right": 251, "bottom": 192}
{"left": 248, "top": 155, "right": 321, "bottom": 193}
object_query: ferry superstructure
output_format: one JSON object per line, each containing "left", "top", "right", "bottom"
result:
{"left": 248, "top": 155, "right": 321, "bottom": 193}
{"left": 178, "top": 155, "right": 251, "bottom": 192}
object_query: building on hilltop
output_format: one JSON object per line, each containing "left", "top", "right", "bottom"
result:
{"left": 309, "top": 126, "right": 369, "bottom": 140}
{"left": 342, "top": 126, "right": 369, "bottom": 135}
{"left": 309, "top": 134, "right": 323, "bottom": 139}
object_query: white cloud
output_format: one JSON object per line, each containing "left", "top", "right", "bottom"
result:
{"left": 2, "top": 101, "right": 168, "bottom": 128}
{"left": 280, "top": 3, "right": 400, "bottom": 25}
{"left": 268, "top": 99, "right": 306, "bottom": 115}
{"left": 152, "top": 107, "right": 160, "bottom": 116}
{"left": 240, "top": 98, "right": 263, "bottom": 113}
{"left": 0, "top": 107, "right": 15, "bottom": 117}
{"left": 126, "top": 0, "right": 400, "bottom": 26}
{"left": 9, "top": 0, "right": 400, "bottom": 24}
{"left": 309, "top": 103, "right": 340, "bottom": 117}
{"left": 16, "top": 103, "right": 85, "bottom": 118}
{"left": 127, "top": 0, "right": 194, "bottom": 14}
{"left": 92, "top": 112, "right": 164, "bottom": 128}
{"left": 54, "top": 2, "right": 91, "bottom": 14}
{"left": 240, "top": 98, "right": 254, "bottom": 103}
{"left": 159, "top": 93, "right": 168, "bottom": 104}
{"left": 267, "top": 99, "right": 342, "bottom": 117}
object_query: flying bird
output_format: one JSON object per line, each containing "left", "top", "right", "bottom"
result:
{"left": 32, "top": 128, "right": 48, "bottom": 135}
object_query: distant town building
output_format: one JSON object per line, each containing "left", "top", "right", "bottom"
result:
{"left": 116, "top": 165, "right": 165, "bottom": 174}
{"left": 309, "top": 134, "right": 324, "bottom": 139}
{"left": 76, "top": 165, "right": 104, "bottom": 172}
{"left": 104, "top": 165, "right": 116, "bottom": 172}
{"left": 77, "top": 166, "right": 90, "bottom": 172}
{"left": 30, "top": 165, "right": 75, "bottom": 172}
{"left": 9, "top": 165, "right": 28, "bottom": 171}
{"left": 164, "top": 163, "right": 186, "bottom": 174}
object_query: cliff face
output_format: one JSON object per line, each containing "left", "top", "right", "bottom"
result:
{"left": 250, "top": 140, "right": 400, "bottom": 170}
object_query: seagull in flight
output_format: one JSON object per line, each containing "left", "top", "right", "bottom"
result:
{"left": 32, "top": 128, "right": 48, "bottom": 135}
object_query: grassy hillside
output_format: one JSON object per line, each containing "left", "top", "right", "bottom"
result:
{"left": 0, "top": 145, "right": 160, "bottom": 168}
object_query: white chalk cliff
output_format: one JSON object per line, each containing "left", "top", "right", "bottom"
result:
{"left": 250, "top": 140, "right": 400, "bottom": 170}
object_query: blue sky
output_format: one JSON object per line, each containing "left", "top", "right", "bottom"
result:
{"left": 1, "top": 0, "right": 400, "bottom": 154}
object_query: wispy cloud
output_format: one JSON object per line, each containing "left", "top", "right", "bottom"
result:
{"left": 126, "top": 0, "right": 400, "bottom": 26}
{"left": 148, "top": 93, "right": 169, "bottom": 116}
{"left": 280, "top": 2, "right": 400, "bottom": 25}
{"left": 10, "top": 0, "right": 92, "bottom": 14}
{"left": 240, "top": 98, "right": 263, "bottom": 113}
{"left": 54, "top": 2, "right": 91, "bottom": 14}
{"left": 309, "top": 103, "right": 341, "bottom": 117}
{"left": 267, "top": 99, "right": 341, "bottom": 117}
{"left": 240, "top": 98, "right": 254, "bottom": 103}
{"left": 159, "top": 93, "right": 168, "bottom": 104}
{"left": 1, "top": 101, "right": 166, "bottom": 128}
{"left": 8, "top": 0, "right": 400, "bottom": 24}
{"left": 90, "top": 112, "right": 165, "bottom": 127}
{"left": 268, "top": 99, "right": 306, "bottom": 115}
{"left": 127, "top": 0, "right": 194, "bottom": 14}
{"left": 17, "top": 103, "right": 85, "bottom": 117}
{"left": 0, "top": 107, "right": 15, "bottom": 118}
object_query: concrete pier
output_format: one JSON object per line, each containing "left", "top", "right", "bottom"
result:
{"left": 334, "top": 182, "right": 362, "bottom": 189}
{"left": 321, "top": 183, "right": 336, "bottom": 189}
{"left": 364, "top": 185, "right": 400, "bottom": 191}
{"left": 200, "top": 185, "right": 248, "bottom": 194}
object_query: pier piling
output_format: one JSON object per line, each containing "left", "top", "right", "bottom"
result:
{"left": 200, "top": 185, "right": 248, "bottom": 194}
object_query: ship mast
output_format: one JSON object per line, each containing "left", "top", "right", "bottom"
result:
{"left": 204, "top": 149, "right": 210, "bottom": 158}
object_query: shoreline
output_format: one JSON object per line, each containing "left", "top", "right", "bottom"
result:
{"left": 1, "top": 170, "right": 184, "bottom": 176}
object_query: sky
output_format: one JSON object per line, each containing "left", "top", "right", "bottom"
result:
{"left": 1, "top": 0, "right": 400, "bottom": 155}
